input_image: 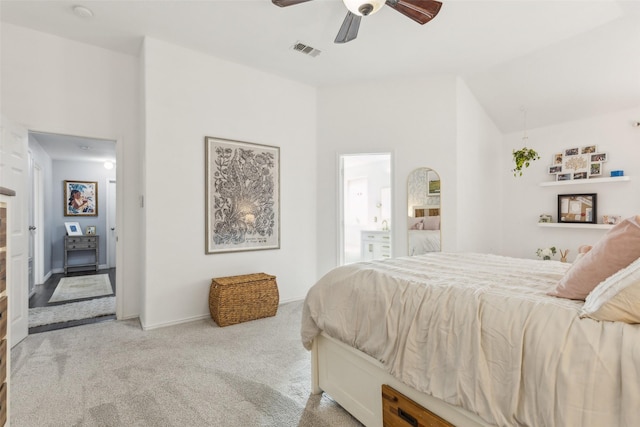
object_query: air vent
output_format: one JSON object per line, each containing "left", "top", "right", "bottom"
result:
{"left": 292, "top": 41, "right": 321, "bottom": 58}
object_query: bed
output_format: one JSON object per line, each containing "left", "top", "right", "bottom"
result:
{"left": 301, "top": 251, "right": 640, "bottom": 427}
{"left": 408, "top": 229, "right": 440, "bottom": 254}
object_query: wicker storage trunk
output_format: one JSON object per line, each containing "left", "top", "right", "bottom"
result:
{"left": 209, "top": 273, "right": 279, "bottom": 327}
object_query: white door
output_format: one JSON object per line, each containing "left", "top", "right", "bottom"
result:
{"left": 107, "top": 179, "right": 116, "bottom": 268}
{"left": 28, "top": 153, "right": 44, "bottom": 295}
{"left": 0, "top": 115, "right": 29, "bottom": 346}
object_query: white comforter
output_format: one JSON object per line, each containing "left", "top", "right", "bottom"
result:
{"left": 301, "top": 253, "right": 640, "bottom": 427}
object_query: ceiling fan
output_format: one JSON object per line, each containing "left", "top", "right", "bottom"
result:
{"left": 272, "top": 0, "right": 442, "bottom": 44}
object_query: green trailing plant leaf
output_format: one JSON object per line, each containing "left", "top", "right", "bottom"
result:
{"left": 512, "top": 147, "right": 540, "bottom": 177}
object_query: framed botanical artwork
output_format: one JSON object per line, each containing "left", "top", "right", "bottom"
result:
{"left": 558, "top": 193, "right": 597, "bottom": 224}
{"left": 64, "top": 180, "right": 97, "bottom": 216}
{"left": 64, "top": 221, "right": 83, "bottom": 236}
{"left": 205, "top": 136, "right": 280, "bottom": 254}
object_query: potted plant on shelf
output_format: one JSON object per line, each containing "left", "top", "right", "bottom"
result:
{"left": 512, "top": 147, "right": 540, "bottom": 177}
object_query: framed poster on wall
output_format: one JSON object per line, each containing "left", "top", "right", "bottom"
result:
{"left": 64, "top": 180, "right": 97, "bottom": 216}
{"left": 205, "top": 136, "right": 280, "bottom": 254}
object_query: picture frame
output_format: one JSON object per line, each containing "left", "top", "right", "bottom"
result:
{"left": 548, "top": 165, "right": 562, "bottom": 174}
{"left": 64, "top": 180, "right": 98, "bottom": 216}
{"left": 428, "top": 179, "right": 441, "bottom": 195}
{"left": 558, "top": 193, "right": 597, "bottom": 224}
{"left": 557, "top": 173, "right": 572, "bottom": 181}
{"left": 86, "top": 226, "right": 96, "bottom": 235}
{"left": 205, "top": 136, "right": 280, "bottom": 254}
{"left": 64, "top": 221, "right": 83, "bottom": 236}
{"left": 591, "top": 152, "right": 607, "bottom": 162}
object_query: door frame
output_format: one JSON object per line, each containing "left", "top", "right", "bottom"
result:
{"left": 337, "top": 152, "right": 394, "bottom": 266}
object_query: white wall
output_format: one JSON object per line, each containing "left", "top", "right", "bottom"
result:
{"left": 455, "top": 78, "right": 504, "bottom": 253}
{"left": 316, "top": 76, "right": 459, "bottom": 275}
{"left": 501, "top": 107, "right": 640, "bottom": 261}
{"left": 141, "top": 38, "right": 317, "bottom": 329}
{"left": 1, "top": 23, "right": 141, "bottom": 319}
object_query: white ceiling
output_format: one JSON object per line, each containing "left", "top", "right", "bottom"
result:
{"left": 2, "top": 0, "right": 639, "bottom": 134}
{"left": 30, "top": 131, "right": 116, "bottom": 162}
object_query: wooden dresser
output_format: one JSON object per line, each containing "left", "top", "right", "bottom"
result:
{"left": 64, "top": 235, "right": 99, "bottom": 274}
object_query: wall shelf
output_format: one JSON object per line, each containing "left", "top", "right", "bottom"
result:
{"left": 539, "top": 176, "right": 630, "bottom": 187}
{"left": 538, "top": 223, "right": 613, "bottom": 230}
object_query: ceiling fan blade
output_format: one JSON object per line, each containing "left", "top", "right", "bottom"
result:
{"left": 385, "top": 0, "right": 442, "bottom": 25}
{"left": 334, "top": 12, "right": 361, "bottom": 44}
{"left": 272, "top": 0, "right": 314, "bottom": 7}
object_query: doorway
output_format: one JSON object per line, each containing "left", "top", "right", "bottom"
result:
{"left": 339, "top": 153, "right": 392, "bottom": 265}
{"left": 27, "top": 131, "right": 117, "bottom": 333}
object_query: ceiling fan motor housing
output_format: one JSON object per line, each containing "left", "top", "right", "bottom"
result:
{"left": 359, "top": 3, "right": 374, "bottom": 15}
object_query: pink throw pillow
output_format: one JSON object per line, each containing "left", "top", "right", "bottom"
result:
{"left": 548, "top": 215, "right": 640, "bottom": 300}
{"left": 423, "top": 216, "right": 440, "bottom": 230}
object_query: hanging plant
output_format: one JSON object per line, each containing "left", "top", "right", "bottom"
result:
{"left": 512, "top": 147, "right": 540, "bottom": 177}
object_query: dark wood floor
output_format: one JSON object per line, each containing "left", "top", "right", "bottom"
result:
{"left": 29, "top": 268, "right": 116, "bottom": 334}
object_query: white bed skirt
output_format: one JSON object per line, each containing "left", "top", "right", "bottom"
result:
{"left": 311, "top": 332, "right": 491, "bottom": 427}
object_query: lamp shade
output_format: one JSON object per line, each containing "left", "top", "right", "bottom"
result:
{"left": 342, "top": 0, "right": 386, "bottom": 16}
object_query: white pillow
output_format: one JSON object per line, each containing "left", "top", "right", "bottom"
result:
{"left": 580, "top": 256, "right": 640, "bottom": 323}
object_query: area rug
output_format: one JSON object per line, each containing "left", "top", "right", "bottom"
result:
{"left": 48, "top": 274, "right": 113, "bottom": 303}
{"left": 29, "top": 296, "right": 116, "bottom": 328}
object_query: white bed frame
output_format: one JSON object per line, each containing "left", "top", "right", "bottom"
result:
{"left": 311, "top": 332, "right": 491, "bottom": 427}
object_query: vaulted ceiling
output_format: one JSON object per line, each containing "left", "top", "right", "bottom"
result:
{"left": 2, "top": 0, "right": 639, "bottom": 133}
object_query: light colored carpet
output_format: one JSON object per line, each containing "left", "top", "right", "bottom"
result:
{"left": 48, "top": 274, "right": 113, "bottom": 303}
{"left": 11, "top": 301, "right": 363, "bottom": 427}
{"left": 29, "top": 296, "right": 116, "bottom": 328}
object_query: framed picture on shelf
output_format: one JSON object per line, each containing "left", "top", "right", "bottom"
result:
{"left": 548, "top": 165, "right": 562, "bottom": 174}
{"left": 205, "top": 136, "right": 280, "bottom": 254}
{"left": 86, "top": 226, "right": 96, "bottom": 235}
{"left": 553, "top": 153, "right": 563, "bottom": 165}
{"left": 64, "top": 221, "right": 83, "bottom": 236}
{"left": 558, "top": 193, "right": 597, "bottom": 224}
{"left": 590, "top": 163, "right": 602, "bottom": 176}
{"left": 591, "top": 152, "right": 607, "bottom": 162}
{"left": 557, "top": 173, "right": 572, "bottom": 181}
{"left": 64, "top": 180, "right": 98, "bottom": 216}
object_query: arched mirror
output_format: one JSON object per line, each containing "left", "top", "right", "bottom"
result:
{"left": 407, "top": 168, "right": 441, "bottom": 255}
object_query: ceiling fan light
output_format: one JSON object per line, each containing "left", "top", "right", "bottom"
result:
{"left": 342, "top": 0, "right": 386, "bottom": 16}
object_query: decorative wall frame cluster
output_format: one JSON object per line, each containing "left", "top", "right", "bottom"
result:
{"left": 205, "top": 136, "right": 280, "bottom": 254}
{"left": 547, "top": 146, "right": 607, "bottom": 181}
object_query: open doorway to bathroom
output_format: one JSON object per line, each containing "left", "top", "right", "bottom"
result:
{"left": 339, "top": 153, "right": 392, "bottom": 265}
{"left": 27, "top": 131, "right": 117, "bottom": 333}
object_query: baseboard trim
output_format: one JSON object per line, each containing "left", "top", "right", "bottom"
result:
{"left": 141, "top": 313, "right": 212, "bottom": 331}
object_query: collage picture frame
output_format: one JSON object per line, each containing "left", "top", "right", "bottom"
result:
{"left": 547, "top": 146, "right": 607, "bottom": 181}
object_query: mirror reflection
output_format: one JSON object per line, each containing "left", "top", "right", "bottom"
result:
{"left": 407, "top": 168, "right": 441, "bottom": 255}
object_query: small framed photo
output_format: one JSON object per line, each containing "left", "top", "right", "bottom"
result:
{"left": 581, "top": 145, "right": 597, "bottom": 154}
{"left": 564, "top": 147, "right": 579, "bottom": 156}
{"left": 558, "top": 193, "right": 597, "bottom": 224}
{"left": 86, "top": 226, "right": 96, "bottom": 235}
{"left": 65, "top": 221, "right": 83, "bottom": 236}
{"left": 591, "top": 153, "right": 607, "bottom": 162}
{"left": 557, "top": 173, "right": 572, "bottom": 181}
{"left": 573, "top": 171, "right": 588, "bottom": 180}
{"left": 548, "top": 165, "right": 562, "bottom": 174}
{"left": 553, "top": 153, "right": 563, "bottom": 165}
{"left": 428, "top": 179, "right": 440, "bottom": 195}
{"left": 590, "top": 163, "right": 602, "bottom": 176}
